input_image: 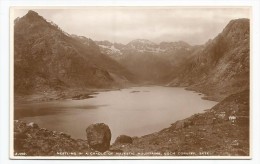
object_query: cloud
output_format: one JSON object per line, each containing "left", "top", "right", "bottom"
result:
{"left": 13, "top": 7, "right": 250, "bottom": 45}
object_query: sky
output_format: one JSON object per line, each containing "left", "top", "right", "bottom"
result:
{"left": 13, "top": 7, "right": 250, "bottom": 45}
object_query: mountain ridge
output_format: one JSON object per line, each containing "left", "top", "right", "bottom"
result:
{"left": 95, "top": 39, "right": 196, "bottom": 82}
{"left": 14, "top": 10, "right": 135, "bottom": 95}
{"left": 14, "top": 10, "right": 250, "bottom": 101}
{"left": 168, "top": 18, "right": 250, "bottom": 101}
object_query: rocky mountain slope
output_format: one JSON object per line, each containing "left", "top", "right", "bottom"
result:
{"left": 95, "top": 39, "right": 197, "bottom": 82}
{"left": 14, "top": 11, "right": 249, "bottom": 97}
{"left": 14, "top": 10, "right": 134, "bottom": 95}
{"left": 168, "top": 18, "right": 250, "bottom": 101}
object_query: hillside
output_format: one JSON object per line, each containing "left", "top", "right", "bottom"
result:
{"left": 168, "top": 18, "right": 250, "bottom": 101}
{"left": 14, "top": 10, "right": 134, "bottom": 95}
{"left": 111, "top": 89, "right": 249, "bottom": 156}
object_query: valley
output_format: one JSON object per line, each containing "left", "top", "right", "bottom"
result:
{"left": 13, "top": 10, "right": 250, "bottom": 157}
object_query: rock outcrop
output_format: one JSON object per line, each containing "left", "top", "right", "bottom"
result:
{"left": 86, "top": 123, "right": 111, "bottom": 152}
{"left": 14, "top": 120, "right": 91, "bottom": 156}
{"left": 114, "top": 135, "right": 133, "bottom": 144}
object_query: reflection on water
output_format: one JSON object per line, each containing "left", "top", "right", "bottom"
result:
{"left": 15, "top": 86, "right": 218, "bottom": 141}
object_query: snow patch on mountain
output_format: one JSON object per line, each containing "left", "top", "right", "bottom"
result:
{"left": 95, "top": 39, "right": 194, "bottom": 60}
{"left": 99, "top": 44, "right": 123, "bottom": 57}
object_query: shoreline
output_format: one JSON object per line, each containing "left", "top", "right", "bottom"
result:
{"left": 14, "top": 83, "right": 145, "bottom": 104}
{"left": 15, "top": 84, "right": 220, "bottom": 104}
{"left": 12, "top": 86, "right": 249, "bottom": 156}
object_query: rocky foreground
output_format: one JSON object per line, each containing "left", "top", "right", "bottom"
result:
{"left": 111, "top": 90, "right": 249, "bottom": 156}
{"left": 13, "top": 89, "right": 249, "bottom": 157}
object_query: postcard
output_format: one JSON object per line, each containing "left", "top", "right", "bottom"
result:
{"left": 10, "top": 6, "right": 251, "bottom": 159}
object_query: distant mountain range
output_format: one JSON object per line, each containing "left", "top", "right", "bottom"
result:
{"left": 96, "top": 39, "right": 193, "bottom": 59}
{"left": 14, "top": 10, "right": 249, "bottom": 101}
{"left": 95, "top": 39, "right": 198, "bottom": 82}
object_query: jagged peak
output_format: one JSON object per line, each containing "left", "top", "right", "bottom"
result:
{"left": 15, "top": 10, "right": 72, "bottom": 37}
{"left": 222, "top": 18, "right": 249, "bottom": 34}
{"left": 227, "top": 18, "right": 249, "bottom": 25}
{"left": 23, "top": 10, "right": 44, "bottom": 21}
{"left": 14, "top": 10, "right": 48, "bottom": 27}
{"left": 27, "top": 10, "right": 39, "bottom": 16}
{"left": 127, "top": 39, "right": 156, "bottom": 46}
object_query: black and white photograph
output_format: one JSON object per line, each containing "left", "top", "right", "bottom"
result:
{"left": 9, "top": 6, "right": 252, "bottom": 159}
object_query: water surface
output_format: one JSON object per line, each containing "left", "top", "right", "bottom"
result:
{"left": 15, "top": 86, "right": 218, "bottom": 141}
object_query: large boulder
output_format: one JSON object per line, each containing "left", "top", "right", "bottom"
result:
{"left": 114, "top": 135, "right": 133, "bottom": 144}
{"left": 86, "top": 123, "right": 111, "bottom": 152}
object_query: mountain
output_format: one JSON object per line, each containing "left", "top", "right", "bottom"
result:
{"left": 124, "top": 39, "right": 158, "bottom": 54}
{"left": 14, "top": 11, "right": 249, "bottom": 98}
{"left": 168, "top": 18, "right": 250, "bottom": 100}
{"left": 95, "top": 39, "right": 197, "bottom": 82}
{"left": 95, "top": 39, "right": 194, "bottom": 60}
{"left": 14, "top": 10, "right": 134, "bottom": 94}
{"left": 92, "top": 41, "right": 125, "bottom": 60}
